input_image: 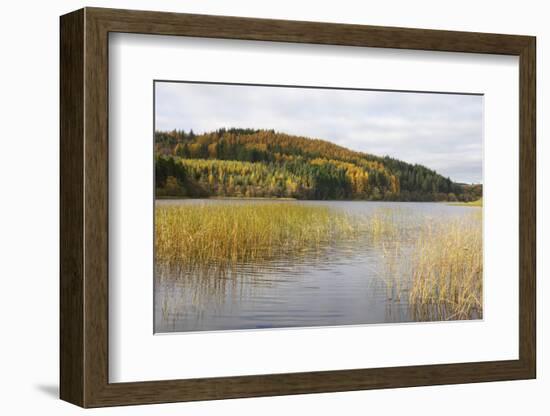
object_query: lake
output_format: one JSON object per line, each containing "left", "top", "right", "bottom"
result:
{"left": 154, "top": 199, "right": 481, "bottom": 333}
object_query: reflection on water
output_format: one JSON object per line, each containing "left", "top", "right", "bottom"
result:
{"left": 155, "top": 200, "right": 481, "bottom": 333}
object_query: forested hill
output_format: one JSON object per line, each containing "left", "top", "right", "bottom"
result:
{"left": 154, "top": 128, "right": 482, "bottom": 202}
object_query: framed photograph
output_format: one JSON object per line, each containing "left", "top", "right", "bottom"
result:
{"left": 60, "top": 7, "right": 536, "bottom": 407}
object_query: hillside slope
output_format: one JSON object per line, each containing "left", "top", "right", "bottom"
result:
{"left": 154, "top": 128, "right": 481, "bottom": 201}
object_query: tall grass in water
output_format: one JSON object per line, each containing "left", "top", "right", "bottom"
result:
{"left": 367, "top": 208, "right": 399, "bottom": 240}
{"left": 371, "top": 209, "right": 483, "bottom": 320}
{"left": 156, "top": 202, "right": 482, "bottom": 321}
{"left": 155, "top": 203, "right": 358, "bottom": 269}
{"left": 408, "top": 212, "right": 482, "bottom": 320}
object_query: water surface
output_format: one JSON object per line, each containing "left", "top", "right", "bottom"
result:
{"left": 155, "top": 199, "right": 479, "bottom": 333}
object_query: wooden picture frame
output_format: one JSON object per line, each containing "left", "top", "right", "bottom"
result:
{"left": 60, "top": 7, "right": 536, "bottom": 408}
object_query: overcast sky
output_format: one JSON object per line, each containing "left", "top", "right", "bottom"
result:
{"left": 155, "top": 82, "right": 483, "bottom": 184}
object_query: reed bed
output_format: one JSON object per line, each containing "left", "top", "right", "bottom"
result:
{"left": 366, "top": 208, "right": 399, "bottom": 241}
{"left": 155, "top": 203, "right": 359, "bottom": 268}
{"left": 372, "top": 210, "right": 483, "bottom": 320}
{"left": 156, "top": 201, "right": 483, "bottom": 321}
{"left": 408, "top": 212, "right": 483, "bottom": 319}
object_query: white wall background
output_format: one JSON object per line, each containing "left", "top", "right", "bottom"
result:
{"left": 0, "top": 0, "right": 545, "bottom": 414}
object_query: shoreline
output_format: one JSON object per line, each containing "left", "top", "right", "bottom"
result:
{"left": 446, "top": 199, "right": 483, "bottom": 207}
{"left": 155, "top": 196, "right": 482, "bottom": 203}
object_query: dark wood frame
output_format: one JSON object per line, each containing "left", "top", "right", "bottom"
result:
{"left": 60, "top": 7, "right": 536, "bottom": 408}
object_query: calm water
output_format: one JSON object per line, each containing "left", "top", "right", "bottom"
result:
{"left": 154, "top": 200, "right": 479, "bottom": 333}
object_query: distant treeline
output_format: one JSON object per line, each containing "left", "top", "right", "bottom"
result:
{"left": 155, "top": 128, "right": 482, "bottom": 202}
